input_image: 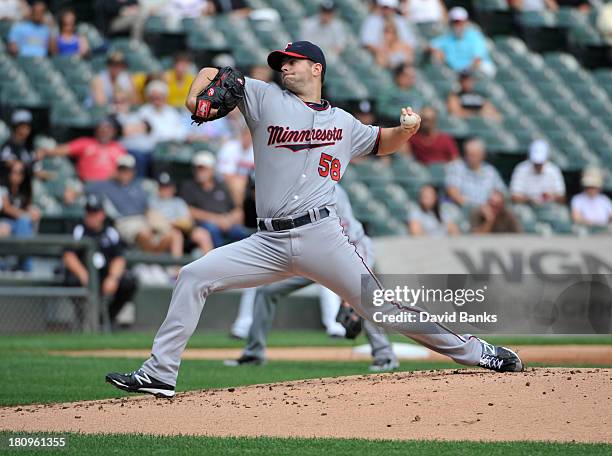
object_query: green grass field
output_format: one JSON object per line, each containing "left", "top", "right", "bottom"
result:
{"left": 1, "top": 432, "right": 610, "bottom": 456}
{"left": 1, "top": 331, "right": 610, "bottom": 455}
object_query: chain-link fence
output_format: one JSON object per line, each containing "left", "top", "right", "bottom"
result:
{"left": 0, "top": 286, "right": 93, "bottom": 333}
{"left": 0, "top": 236, "right": 100, "bottom": 333}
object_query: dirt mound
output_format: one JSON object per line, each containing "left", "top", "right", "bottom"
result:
{"left": 1, "top": 368, "right": 610, "bottom": 443}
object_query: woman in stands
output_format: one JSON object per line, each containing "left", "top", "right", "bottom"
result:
{"left": 50, "top": 9, "right": 89, "bottom": 57}
{"left": 0, "top": 161, "right": 39, "bottom": 270}
{"left": 374, "top": 19, "right": 414, "bottom": 70}
{"left": 408, "top": 184, "right": 459, "bottom": 236}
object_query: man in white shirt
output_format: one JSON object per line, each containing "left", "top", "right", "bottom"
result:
{"left": 138, "top": 81, "right": 188, "bottom": 146}
{"left": 510, "top": 139, "right": 565, "bottom": 206}
{"left": 300, "top": 0, "right": 347, "bottom": 57}
{"left": 571, "top": 167, "right": 612, "bottom": 227}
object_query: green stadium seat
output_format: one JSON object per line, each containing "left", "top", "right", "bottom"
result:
{"left": 77, "top": 23, "right": 105, "bottom": 51}
{"left": 352, "top": 160, "right": 394, "bottom": 186}
{"left": 535, "top": 203, "right": 573, "bottom": 234}
{"left": 369, "top": 183, "right": 411, "bottom": 220}
{"left": 440, "top": 202, "right": 470, "bottom": 233}
{"left": 511, "top": 204, "right": 538, "bottom": 233}
{"left": 519, "top": 10, "right": 558, "bottom": 27}
{"left": 0, "top": 19, "right": 14, "bottom": 41}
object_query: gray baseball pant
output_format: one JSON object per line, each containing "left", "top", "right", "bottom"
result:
{"left": 242, "top": 275, "right": 397, "bottom": 363}
{"left": 141, "top": 212, "right": 482, "bottom": 386}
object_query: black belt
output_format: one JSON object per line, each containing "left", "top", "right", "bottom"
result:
{"left": 258, "top": 208, "right": 330, "bottom": 232}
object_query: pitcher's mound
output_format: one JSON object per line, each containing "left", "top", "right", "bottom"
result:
{"left": 1, "top": 368, "right": 611, "bottom": 443}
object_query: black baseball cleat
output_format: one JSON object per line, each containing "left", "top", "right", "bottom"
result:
{"left": 478, "top": 339, "right": 524, "bottom": 372}
{"left": 223, "top": 354, "right": 265, "bottom": 367}
{"left": 105, "top": 369, "right": 175, "bottom": 398}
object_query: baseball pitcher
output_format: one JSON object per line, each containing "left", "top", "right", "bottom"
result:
{"left": 106, "top": 41, "right": 523, "bottom": 398}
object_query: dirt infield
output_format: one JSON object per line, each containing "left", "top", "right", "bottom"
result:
{"left": 53, "top": 344, "right": 612, "bottom": 364}
{"left": 1, "top": 368, "right": 611, "bottom": 443}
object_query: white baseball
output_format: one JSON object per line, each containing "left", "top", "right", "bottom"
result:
{"left": 400, "top": 108, "right": 420, "bottom": 129}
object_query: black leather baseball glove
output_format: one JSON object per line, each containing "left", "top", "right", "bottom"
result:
{"left": 336, "top": 301, "right": 363, "bottom": 339}
{"left": 191, "top": 67, "right": 245, "bottom": 125}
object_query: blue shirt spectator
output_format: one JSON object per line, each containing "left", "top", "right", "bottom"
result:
{"left": 430, "top": 7, "right": 496, "bottom": 77}
{"left": 445, "top": 138, "right": 506, "bottom": 207}
{"left": 8, "top": 1, "right": 50, "bottom": 58}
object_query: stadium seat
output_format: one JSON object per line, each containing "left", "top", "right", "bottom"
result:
{"left": 534, "top": 203, "right": 573, "bottom": 234}
{"left": 511, "top": 204, "right": 538, "bottom": 233}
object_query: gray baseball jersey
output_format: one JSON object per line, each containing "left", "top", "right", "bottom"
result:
{"left": 238, "top": 77, "right": 380, "bottom": 218}
{"left": 140, "top": 76, "right": 483, "bottom": 387}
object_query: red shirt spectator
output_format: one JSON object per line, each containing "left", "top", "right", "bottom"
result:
{"left": 42, "top": 118, "right": 126, "bottom": 182}
{"left": 407, "top": 107, "right": 459, "bottom": 165}
{"left": 68, "top": 137, "right": 126, "bottom": 181}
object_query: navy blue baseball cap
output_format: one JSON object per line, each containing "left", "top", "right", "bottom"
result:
{"left": 267, "top": 41, "right": 326, "bottom": 76}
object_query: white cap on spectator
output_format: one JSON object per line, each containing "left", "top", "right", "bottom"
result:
{"left": 581, "top": 167, "right": 604, "bottom": 188}
{"left": 145, "top": 80, "right": 168, "bottom": 97}
{"left": 378, "top": 0, "right": 399, "bottom": 9}
{"left": 449, "top": 6, "right": 469, "bottom": 22}
{"left": 11, "top": 110, "right": 32, "bottom": 125}
{"left": 193, "top": 151, "right": 216, "bottom": 168}
{"left": 117, "top": 154, "right": 136, "bottom": 169}
{"left": 529, "top": 139, "right": 549, "bottom": 164}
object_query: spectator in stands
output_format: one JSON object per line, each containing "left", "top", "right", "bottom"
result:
{"left": 0, "top": 110, "right": 40, "bottom": 182}
{"left": 138, "top": 80, "right": 188, "bottom": 146}
{"left": 89, "top": 52, "right": 135, "bottom": 108}
{"left": 216, "top": 125, "right": 255, "bottom": 205}
{"left": 470, "top": 190, "right": 522, "bottom": 233}
{"left": 406, "top": 106, "right": 459, "bottom": 165}
{"left": 408, "top": 184, "right": 459, "bottom": 236}
{"left": 132, "top": 71, "right": 165, "bottom": 106}
{"left": 63, "top": 194, "right": 137, "bottom": 327}
{"left": 0, "top": 0, "right": 30, "bottom": 20}
{"left": 89, "top": 155, "right": 183, "bottom": 256}
{"left": 301, "top": 0, "right": 348, "bottom": 58}
{"left": 0, "top": 160, "right": 39, "bottom": 270}
{"left": 8, "top": 1, "right": 50, "bottom": 57}
{"left": 378, "top": 64, "right": 423, "bottom": 120}
{"left": 180, "top": 151, "right": 248, "bottom": 249}
{"left": 430, "top": 7, "right": 496, "bottom": 77}
{"left": 508, "top": 0, "right": 559, "bottom": 12}
{"left": 210, "top": 0, "right": 249, "bottom": 16}
{"left": 111, "top": 91, "right": 154, "bottom": 178}
{"left": 164, "top": 52, "right": 196, "bottom": 109}
{"left": 402, "top": 0, "right": 447, "bottom": 25}
{"left": 445, "top": 137, "right": 507, "bottom": 207}
{"left": 510, "top": 139, "right": 566, "bottom": 206}
{"left": 571, "top": 167, "right": 612, "bottom": 227}
{"left": 150, "top": 172, "right": 214, "bottom": 255}
{"left": 360, "top": 0, "right": 417, "bottom": 60}
{"left": 42, "top": 118, "right": 127, "bottom": 183}
{"left": 50, "top": 9, "right": 89, "bottom": 57}
{"left": 374, "top": 17, "right": 415, "bottom": 69}
{"left": 447, "top": 70, "right": 502, "bottom": 122}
